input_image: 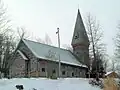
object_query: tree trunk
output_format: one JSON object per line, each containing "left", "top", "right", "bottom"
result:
{"left": 3, "top": 69, "right": 9, "bottom": 78}
{"left": 4, "top": 72, "right": 7, "bottom": 78}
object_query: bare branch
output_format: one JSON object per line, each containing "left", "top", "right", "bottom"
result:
{"left": 0, "top": 0, "right": 16, "bottom": 78}
{"left": 44, "top": 33, "right": 52, "bottom": 45}
{"left": 62, "top": 44, "right": 73, "bottom": 52}
{"left": 85, "top": 13, "right": 107, "bottom": 76}
{"left": 17, "top": 27, "right": 29, "bottom": 39}
{"left": 36, "top": 33, "right": 52, "bottom": 45}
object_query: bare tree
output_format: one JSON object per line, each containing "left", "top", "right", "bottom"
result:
{"left": 114, "top": 23, "right": 120, "bottom": 72}
{"left": 36, "top": 33, "right": 52, "bottom": 45}
{"left": 0, "top": 1, "right": 11, "bottom": 34}
{"left": 17, "top": 27, "right": 30, "bottom": 39}
{"left": 111, "top": 59, "right": 116, "bottom": 71}
{"left": 36, "top": 38, "right": 45, "bottom": 44}
{"left": 85, "top": 13, "right": 107, "bottom": 77}
{"left": 62, "top": 44, "right": 73, "bottom": 52}
{"left": 44, "top": 33, "right": 52, "bottom": 45}
{"left": 1, "top": 35, "right": 15, "bottom": 77}
{"left": 102, "top": 56, "right": 109, "bottom": 71}
{"left": 0, "top": 0, "right": 16, "bottom": 78}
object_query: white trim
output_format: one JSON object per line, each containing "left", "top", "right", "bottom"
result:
{"left": 17, "top": 50, "right": 28, "bottom": 60}
{"left": 105, "top": 71, "right": 114, "bottom": 76}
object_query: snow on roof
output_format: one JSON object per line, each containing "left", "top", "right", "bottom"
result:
{"left": 22, "top": 39, "right": 87, "bottom": 68}
{"left": 105, "top": 71, "right": 116, "bottom": 76}
{"left": 17, "top": 50, "right": 28, "bottom": 60}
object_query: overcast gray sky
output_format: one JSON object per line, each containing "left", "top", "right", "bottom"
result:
{"left": 3, "top": 0, "right": 120, "bottom": 56}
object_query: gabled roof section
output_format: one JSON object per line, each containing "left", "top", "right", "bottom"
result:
{"left": 71, "top": 9, "right": 89, "bottom": 46}
{"left": 22, "top": 39, "right": 87, "bottom": 68}
{"left": 17, "top": 50, "right": 28, "bottom": 60}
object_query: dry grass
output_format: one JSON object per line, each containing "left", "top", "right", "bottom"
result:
{"left": 103, "top": 77, "right": 120, "bottom": 90}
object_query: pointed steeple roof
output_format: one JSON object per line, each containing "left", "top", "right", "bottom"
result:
{"left": 71, "top": 9, "right": 89, "bottom": 46}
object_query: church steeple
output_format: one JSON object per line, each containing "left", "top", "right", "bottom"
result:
{"left": 71, "top": 9, "right": 89, "bottom": 47}
{"left": 71, "top": 9, "right": 89, "bottom": 66}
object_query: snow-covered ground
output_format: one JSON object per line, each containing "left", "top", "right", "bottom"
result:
{"left": 0, "top": 78, "right": 101, "bottom": 90}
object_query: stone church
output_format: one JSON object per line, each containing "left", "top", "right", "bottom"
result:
{"left": 10, "top": 9, "right": 90, "bottom": 78}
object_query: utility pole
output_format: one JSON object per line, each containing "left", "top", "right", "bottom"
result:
{"left": 56, "top": 27, "right": 61, "bottom": 78}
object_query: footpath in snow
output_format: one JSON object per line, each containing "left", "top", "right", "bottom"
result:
{"left": 0, "top": 78, "right": 101, "bottom": 90}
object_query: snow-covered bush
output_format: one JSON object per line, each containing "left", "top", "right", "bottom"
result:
{"left": 50, "top": 75, "right": 57, "bottom": 79}
{"left": 89, "top": 78, "right": 104, "bottom": 89}
{"left": 49, "top": 72, "right": 57, "bottom": 79}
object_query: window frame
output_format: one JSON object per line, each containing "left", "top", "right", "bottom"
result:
{"left": 42, "top": 68, "right": 45, "bottom": 72}
{"left": 62, "top": 71, "right": 66, "bottom": 75}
